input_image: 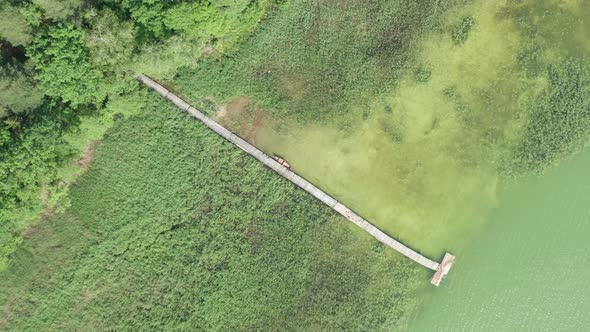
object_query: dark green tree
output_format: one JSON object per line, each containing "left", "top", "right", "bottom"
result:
{"left": 100, "top": 0, "right": 171, "bottom": 41}
{"left": 85, "top": 9, "right": 134, "bottom": 76}
{"left": 0, "top": 103, "right": 75, "bottom": 269}
{"left": 163, "top": 0, "right": 273, "bottom": 48}
{"left": 0, "top": 3, "right": 32, "bottom": 46}
{"left": 29, "top": 23, "right": 104, "bottom": 106}
{"left": 0, "top": 53, "right": 44, "bottom": 117}
{"left": 32, "top": 0, "right": 82, "bottom": 19}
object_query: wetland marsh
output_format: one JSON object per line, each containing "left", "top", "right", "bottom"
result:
{"left": 178, "top": 0, "right": 590, "bottom": 257}
{"left": 2, "top": 0, "right": 589, "bottom": 329}
{"left": 176, "top": 1, "right": 590, "bottom": 328}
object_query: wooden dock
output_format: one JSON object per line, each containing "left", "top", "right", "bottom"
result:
{"left": 136, "top": 74, "right": 455, "bottom": 286}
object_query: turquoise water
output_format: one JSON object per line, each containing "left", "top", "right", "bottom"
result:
{"left": 411, "top": 149, "right": 590, "bottom": 331}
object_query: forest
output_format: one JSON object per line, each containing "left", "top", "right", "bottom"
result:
{"left": 1, "top": 0, "right": 590, "bottom": 330}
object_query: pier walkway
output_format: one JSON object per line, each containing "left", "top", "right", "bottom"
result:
{"left": 137, "top": 74, "right": 455, "bottom": 286}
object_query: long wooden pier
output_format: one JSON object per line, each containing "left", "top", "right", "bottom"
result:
{"left": 137, "top": 74, "right": 455, "bottom": 286}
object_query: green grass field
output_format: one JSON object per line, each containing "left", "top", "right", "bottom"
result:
{"left": 0, "top": 94, "right": 426, "bottom": 330}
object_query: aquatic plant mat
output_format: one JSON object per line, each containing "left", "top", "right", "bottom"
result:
{"left": 175, "top": 0, "right": 590, "bottom": 257}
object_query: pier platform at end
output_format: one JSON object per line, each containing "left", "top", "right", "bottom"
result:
{"left": 430, "top": 253, "right": 456, "bottom": 286}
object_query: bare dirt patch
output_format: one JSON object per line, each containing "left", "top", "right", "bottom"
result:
{"left": 217, "top": 96, "right": 267, "bottom": 144}
{"left": 76, "top": 141, "right": 99, "bottom": 171}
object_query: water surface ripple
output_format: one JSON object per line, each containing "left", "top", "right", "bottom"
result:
{"left": 411, "top": 149, "right": 590, "bottom": 331}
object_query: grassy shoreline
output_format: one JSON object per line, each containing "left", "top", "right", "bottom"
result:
{"left": 0, "top": 95, "right": 426, "bottom": 330}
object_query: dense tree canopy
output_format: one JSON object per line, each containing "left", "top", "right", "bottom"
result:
{"left": 164, "top": 0, "right": 273, "bottom": 49}
{"left": 0, "top": 54, "right": 44, "bottom": 117}
{"left": 0, "top": 104, "right": 75, "bottom": 269}
{"left": 29, "top": 23, "right": 103, "bottom": 106}
{"left": 101, "top": 0, "right": 172, "bottom": 41}
{"left": 85, "top": 9, "right": 134, "bottom": 76}
{"left": 32, "top": 0, "right": 82, "bottom": 19}
{"left": 0, "top": 3, "right": 32, "bottom": 46}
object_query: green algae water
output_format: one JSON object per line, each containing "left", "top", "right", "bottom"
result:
{"left": 253, "top": 0, "right": 590, "bottom": 258}
{"left": 410, "top": 149, "right": 590, "bottom": 331}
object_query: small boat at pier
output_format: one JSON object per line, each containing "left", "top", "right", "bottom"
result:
{"left": 273, "top": 155, "right": 291, "bottom": 169}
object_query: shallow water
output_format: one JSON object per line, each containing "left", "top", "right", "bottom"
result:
{"left": 256, "top": 114, "right": 497, "bottom": 258}
{"left": 252, "top": 0, "right": 589, "bottom": 260}
{"left": 410, "top": 148, "right": 590, "bottom": 331}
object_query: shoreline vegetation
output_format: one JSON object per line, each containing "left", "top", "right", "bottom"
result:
{"left": 1, "top": 0, "right": 589, "bottom": 330}
{"left": 0, "top": 96, "right": 426, "bottom": 330}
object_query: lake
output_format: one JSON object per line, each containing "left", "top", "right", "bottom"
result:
{"left": 411, "top": 149, "right": 590, "bottom": 331}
